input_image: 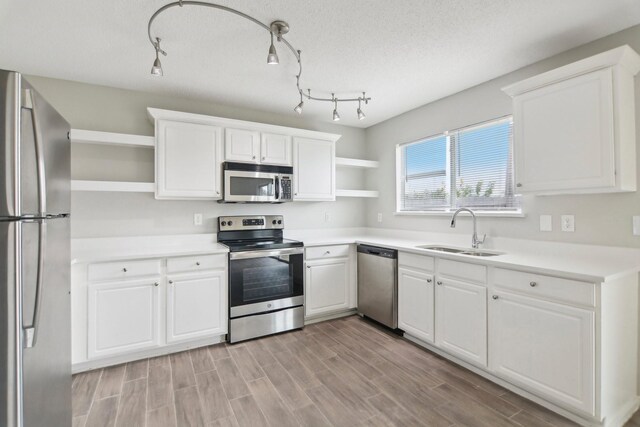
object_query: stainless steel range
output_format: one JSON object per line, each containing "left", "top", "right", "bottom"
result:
{"left": 218, "top": 215, "right": 304, "bottom": 343}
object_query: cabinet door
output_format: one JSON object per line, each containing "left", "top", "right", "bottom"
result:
{"left": 398, "top": 267, "right": 434, "bottom": 344}
{"left": 166, "top": 271, "right": 227, "bottom": 343}
{"left": 156, "top": 120, "right": 222, "bottom": 199}
{"left": 489, "top": 291, "right": 595, "bottom": 415}
{"left": 514, "top": 68, "right": 615, "bottom": 193}
{"left": 261, "top": 133, "right": 292, "bottom": 165}
{"left": 305, "top": 258, "right": 349, "bottom": 317}
{"left": 88, "top": 278, "right": 160, "bottom": 359}
{"left": 293, "top": 137, "right": 335, "bottom": 201}
{"left": 435, "top": 278, "right": 487, "bottom": 367}
{"left": 225, "top": 128, "right": 260, "bottom": 163}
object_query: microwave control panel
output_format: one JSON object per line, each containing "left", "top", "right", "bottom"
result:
{"left": 280, "top": 176, "right": 292, "bottom": 200}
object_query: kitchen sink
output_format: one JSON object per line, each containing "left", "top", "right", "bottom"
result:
{"left": 416, "top": 245, "right": 502, "bottom": 257}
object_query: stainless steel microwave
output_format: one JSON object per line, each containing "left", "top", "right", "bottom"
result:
{"left": 221, "top": 162, "right": 293, "bottom": 203}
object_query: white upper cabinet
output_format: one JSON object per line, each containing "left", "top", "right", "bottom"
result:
{"left": 225, "top": 128, "right": 261, "bottom": 163}
{"left": 155, "top": 120, "right": 223, "bottom": 200}
{"left": 293, "top": 137, "right": 335, "bottom": 201}
{"left": 503, "top": 45, "right": 640, "bottom": 195}
{"left": 261, "top": 133, "right": 292, "bottom": 165}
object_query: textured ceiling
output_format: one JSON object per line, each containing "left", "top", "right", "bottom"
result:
{"left": 1, "top": 1, "right": 639, "bottom": 127}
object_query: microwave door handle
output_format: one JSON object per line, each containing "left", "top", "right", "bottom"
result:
{"left": 275, "top": 176, "right": 280, "bottom": 200}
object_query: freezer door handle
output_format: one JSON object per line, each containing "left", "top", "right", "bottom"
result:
{"left": 22, "top": 88, "right": 47, "bottom": 217}
{"left": 23, "top": 220, "right": 46, "bottom": 348}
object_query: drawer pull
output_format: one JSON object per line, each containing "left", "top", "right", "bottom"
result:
{"left": 427, "top": 278, "right": 432, "bottom": 283}
{"left": 492, "top": 295, "right": 499, "bottom": 300}
{"left": 324, "top": 251, "right": 331, "bottom": 255}
{"left": 123, "top": 268, "right": 127, "bottom": 273}
{"left": 154, "top": 282, "right": 159, "bottom": 287}
{"left": 196, "top": 262, "right": 201, "bottom": 266}
{"left": 436, "top": 281, "right": 443, "bottom": 286}
{"left": 169, "top": 280, "right": 174, "bottom": 285}
{"left": 529, "top": 281, "right": 537, "bottom": 287}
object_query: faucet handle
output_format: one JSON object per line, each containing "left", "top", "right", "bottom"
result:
{"left": 478, "top": 234, "right": 487, "bottom": 245}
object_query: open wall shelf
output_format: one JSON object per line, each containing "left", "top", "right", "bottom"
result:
{"left": 71, "top": 180, "right": 155, "bottom": 193}
{"left": 335, "top": 157, "right": 379, "bottom": 169}
{"left": 70, "top": 129, "right": 155, "bottom": 148}
{"left": 335, "top": 189, "right": 379, "bottom": 198}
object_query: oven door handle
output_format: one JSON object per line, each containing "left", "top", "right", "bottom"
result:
{"left": 229, "top": 247, "right": 304, "bottom": 260}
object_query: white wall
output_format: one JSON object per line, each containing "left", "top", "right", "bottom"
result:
{"left": 364, "top": 24, "right": 640, "bottom": 249}
{"left": 25, "top": 76, "right": 368, "bottom": 238}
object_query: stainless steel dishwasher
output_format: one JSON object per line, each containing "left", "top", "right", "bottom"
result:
{"left": 357, "top": 245, "right": 398, "bottom": 329}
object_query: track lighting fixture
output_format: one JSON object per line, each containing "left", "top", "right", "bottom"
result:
{"left": 147, "top": 2, "right": 371, "bottom": 119}
{"left": 267, "top": 33, "right": 279, "bottom": 65}
{"left": 150, "top": 37, "right": 165, "bottom": 76}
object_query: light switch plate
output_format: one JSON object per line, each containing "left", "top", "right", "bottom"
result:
{"left": 194, "top": 213, "right": 203, "bottom": 226}
{"left": 377, "top": 213, "right": 383, "bottom": 223}
{"left": 539, "top": 215, "right": 552, "bottom": 232}
{"left": 561, "top": 215, "right": 575, "bottom": 232}
{"left": 633, "top": 216, "right": 640, "bottom": 236}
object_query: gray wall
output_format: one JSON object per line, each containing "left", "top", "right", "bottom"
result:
{"left": 364, "top": 24, "right": 640, "bottom": 248}
{"left": 25, "top": 77, "right": 368, "bottom": 238}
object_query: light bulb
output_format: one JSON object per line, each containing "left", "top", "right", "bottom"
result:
{"left": 357, "top": 107, "right": 365, "bottom": 120}
{"left": 294, "top": 101, "right": 304, "bottom": 114}
{"left": 151, "top": 56, "right": 163, "bottom": 76}
{"left": 267, "top": 34, "right": 279, "bottom": 65}
{"left": 332, "top": 108, "right": 340, "bottom": 121}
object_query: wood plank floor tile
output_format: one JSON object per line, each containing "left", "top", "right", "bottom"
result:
{"left": 500, "top": 392, "right": 579, "bottom": 427}
{"left": 72, "top": 415, "right": 87, "bottom": 427}
{"left": 216, "top": 357, "right": 251, "bottom": 400}
{"left": 171, "top": 351, "right": 197, "bottom": 390}
{"left": 229, "top": 395, "right": 268, "bottom": 427}
{"left": 511, "top": 410, "right": 554, "bottom": 427}
{"left": 287, "top": 339, "right": 328, "bottom": 373}
{"left": 85, "top": 395, "right": 118, "bottom": 427}
{"left": 315, "top": 368, "right": 379, "bottom": 420}
{"left": 294, "top": 333, "right": 337, "bottom": 360}
{"left": 292, "top": 403, "right": 332, "bottom": 427}
{"left": 330, "top": 343, "right": 385, "bottom": 379}
{"left": 196, "top": 370, "right": 233, "bottom": 423}
{"left": 115, "top": 378, "right": 146, "bottom": 427}
{"left": 208, "top": 415, "right": 240, "bottom": 427}
{"left": 243, "top": 338, "right": 278, "bottom": 368}
{"left": 262, "top": 361, "right": 313, "bottom": 410}
{"left": 432, "top": 382, "right": 520, "bottom": 418}
{"left": 146, "top": 402, "right": 177, "bottom": 427}
{"left": 228, "top": 346, "right": 265, "bottom": 382}
{"left": 148, "top": 356, "right": 173, "bottom": 410}
{"left": 94, "top": 365, "right": 125, "bottom": 400}
{"left": 124, "top": 359, "right": 148, "bottom": 382}
{"left": 174, "top": 386, "right": 206, "bottom": 427}
{"left": 367, "top": 393, "right": 426, "bottom": 427}
{"left": 271, "top": 348, "right": 321, "bottom": 389}
{"left": 149, "top": 354, "right": 170, "bottom": 366}
{"left": 437, "top": 398, "right": 518, "bottom": 427}
{"left": 208, "top": 343, "right": 231, "bottom": 361}
{"left": 190, "top": 346, "right": 215, "bottom": 374}
{"left": 360, "top": 414, "right": 396, "bottom": 427}
{"left": 304, "top": 385, "right": 361, "bottom": 427}
{"left": 72, "top": 369, "right": 103, "bottom": 417}
{"left": 321, "top": 355, "right": 379, "bottom": 398}
{"left": 247, "top": 377, "right": 298, "bottom": 427}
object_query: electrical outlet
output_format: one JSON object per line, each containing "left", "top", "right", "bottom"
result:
{"left": 633, "top": 216, "right": 640, "bottom": 236}
{"left": 539, "top": 215, "right": 552, "bottom": 232}
{"left": 377, "top": 213, "right": 383, "bottom": 223}
{"left": 194, "top": 213, "right": 203, "bottom": 226}
{"left": 324, "top": 212, "right": 330, "bottom": 222}
{"left": 561, "top": 215, "right": 575, "bottom": 232}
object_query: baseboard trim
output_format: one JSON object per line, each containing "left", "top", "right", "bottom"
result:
{"left": 72, "top": 335, "right": 226, "bottom": 373}
{"left": 604, "top": 396, "right": 640, "bottom": 427}
{"left": 304, "top": 308, "right": 358, "bottom": 325}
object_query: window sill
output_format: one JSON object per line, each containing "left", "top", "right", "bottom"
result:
{"left": 394, "top": 210, "right": 525, "bottom": 218}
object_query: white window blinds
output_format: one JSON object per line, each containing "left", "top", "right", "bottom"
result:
{"left": 398, "top": 117, "right": 519, "bottom": 212}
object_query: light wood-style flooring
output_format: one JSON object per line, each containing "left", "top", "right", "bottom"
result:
{"left": 72, "top": 315, "right": 588, "bottom": 427}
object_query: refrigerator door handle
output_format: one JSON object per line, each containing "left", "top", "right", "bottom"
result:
{"left": 23, "top": 220, "right": 46, "bottom": 348}
{"left": 22, "top": 88, "right": 47, "bottom": 217}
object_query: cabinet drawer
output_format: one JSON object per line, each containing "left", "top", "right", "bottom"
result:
{"left": 306, "top": 245, "right": 350, "bottom": 260}
{"left": 493, "top": 268, "right": 595, "bottom": 307}
{"left": 398, "top": 252, "right": 435, "bottom": 272}
{"left": 167, "top": 254, "right": 227, "bottom": 273}
{"left": 88, "top": 259, "right": 161, "bottom": 282}
{"left": 438, "top": 259, "right": 486, "bottom": 284}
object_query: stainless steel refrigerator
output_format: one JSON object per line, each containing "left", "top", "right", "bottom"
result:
{"left": 0, "top": 70, "right": 71, "bottom": 427}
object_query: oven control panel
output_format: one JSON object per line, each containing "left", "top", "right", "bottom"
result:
{"left": 218, "top": 215, "right": 284, "bottom": 231}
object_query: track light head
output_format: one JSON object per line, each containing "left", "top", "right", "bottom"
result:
{"left": 294, "top": 101, "right": 304, "bottom": 114}
{"left": 357, "top": 107, "right": 365, "bottom": 120}
{"left": 151, "top": 37, "right": 164, "bottom": 76}
{"left": 332, "top": 95, "right": 340, "bottom": 121}
{"left": 267, "top": 34, "right": 279, "bottom": 65}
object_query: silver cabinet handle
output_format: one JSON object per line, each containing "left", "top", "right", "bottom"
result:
{"left": 217, "top": 191, "right": 220, "bottom": 195}
{"left": 123, "top": 268, "right": 127, "bottom": 273}
{"left": 169, "top": 280, "right": 174, "bottom": 284}
{"left": 529, "top": 281, "right": 537, "bottom": 287}
{"left": 262, "top": 157, "right": 266, "bottom": 161}
{"left": 427, "top": 278, "right": 432, "bottom": 283}
{"left": 492, "top": 295, "right": 499, "bottom": 300}
{"left": 294, "top": 193, "right": 298, "bottom": 196}
{"left": 436, "top": 281, "right": 443, "bottom": 286}
{"left": 154, "top": 282, "right": 159, "bottom": 287}
{"left": 324, "top": 251, "right": 330, "bottom": 255}
{"left": 306, "top": 265, "right": 311, "bottom": 269}
{"left": 196, "top": 262, "right": 200, "bottom": 266}
{"left": 252, "top": 155, "right": 256, "bottom": 160}
{"left": 516, "top": 183, "right": 522, "bottom": 187}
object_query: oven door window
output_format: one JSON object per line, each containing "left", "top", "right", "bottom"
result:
{"left": 229, "top": 253, "right": 303, "bottom": 306}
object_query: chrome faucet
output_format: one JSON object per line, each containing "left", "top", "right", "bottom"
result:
{"left": 450, "top": 208, "right": 486, "bottom": 249}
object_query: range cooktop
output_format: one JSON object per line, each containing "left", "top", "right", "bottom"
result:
{"left": 217, "top": 215, "right": 303, "bottom": 252}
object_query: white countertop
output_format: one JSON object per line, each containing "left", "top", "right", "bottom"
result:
{"left": 72, "top": 228, "right": 640, "bottom": 283}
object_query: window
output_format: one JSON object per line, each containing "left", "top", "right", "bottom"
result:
{"left": 397, "top": 117, "right": 520, "bottom": 213}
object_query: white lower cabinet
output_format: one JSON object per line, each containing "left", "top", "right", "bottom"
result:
{"left": 489, "top": 290, "right": 595, "bottom": 415}
{"left": 435, "top": 277, "right": 487, "bottom": 367}
{"left": 305, "top": 257, "right": 350, "bottom": 317}
{"left": 166, "top": 271, "right": 227, "bottom": 343}
{"left": 398, "top": 267, "right": 434, "bottom": 344}
{"left": 88, "top": 277, "right": 160, "bottom": 359}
